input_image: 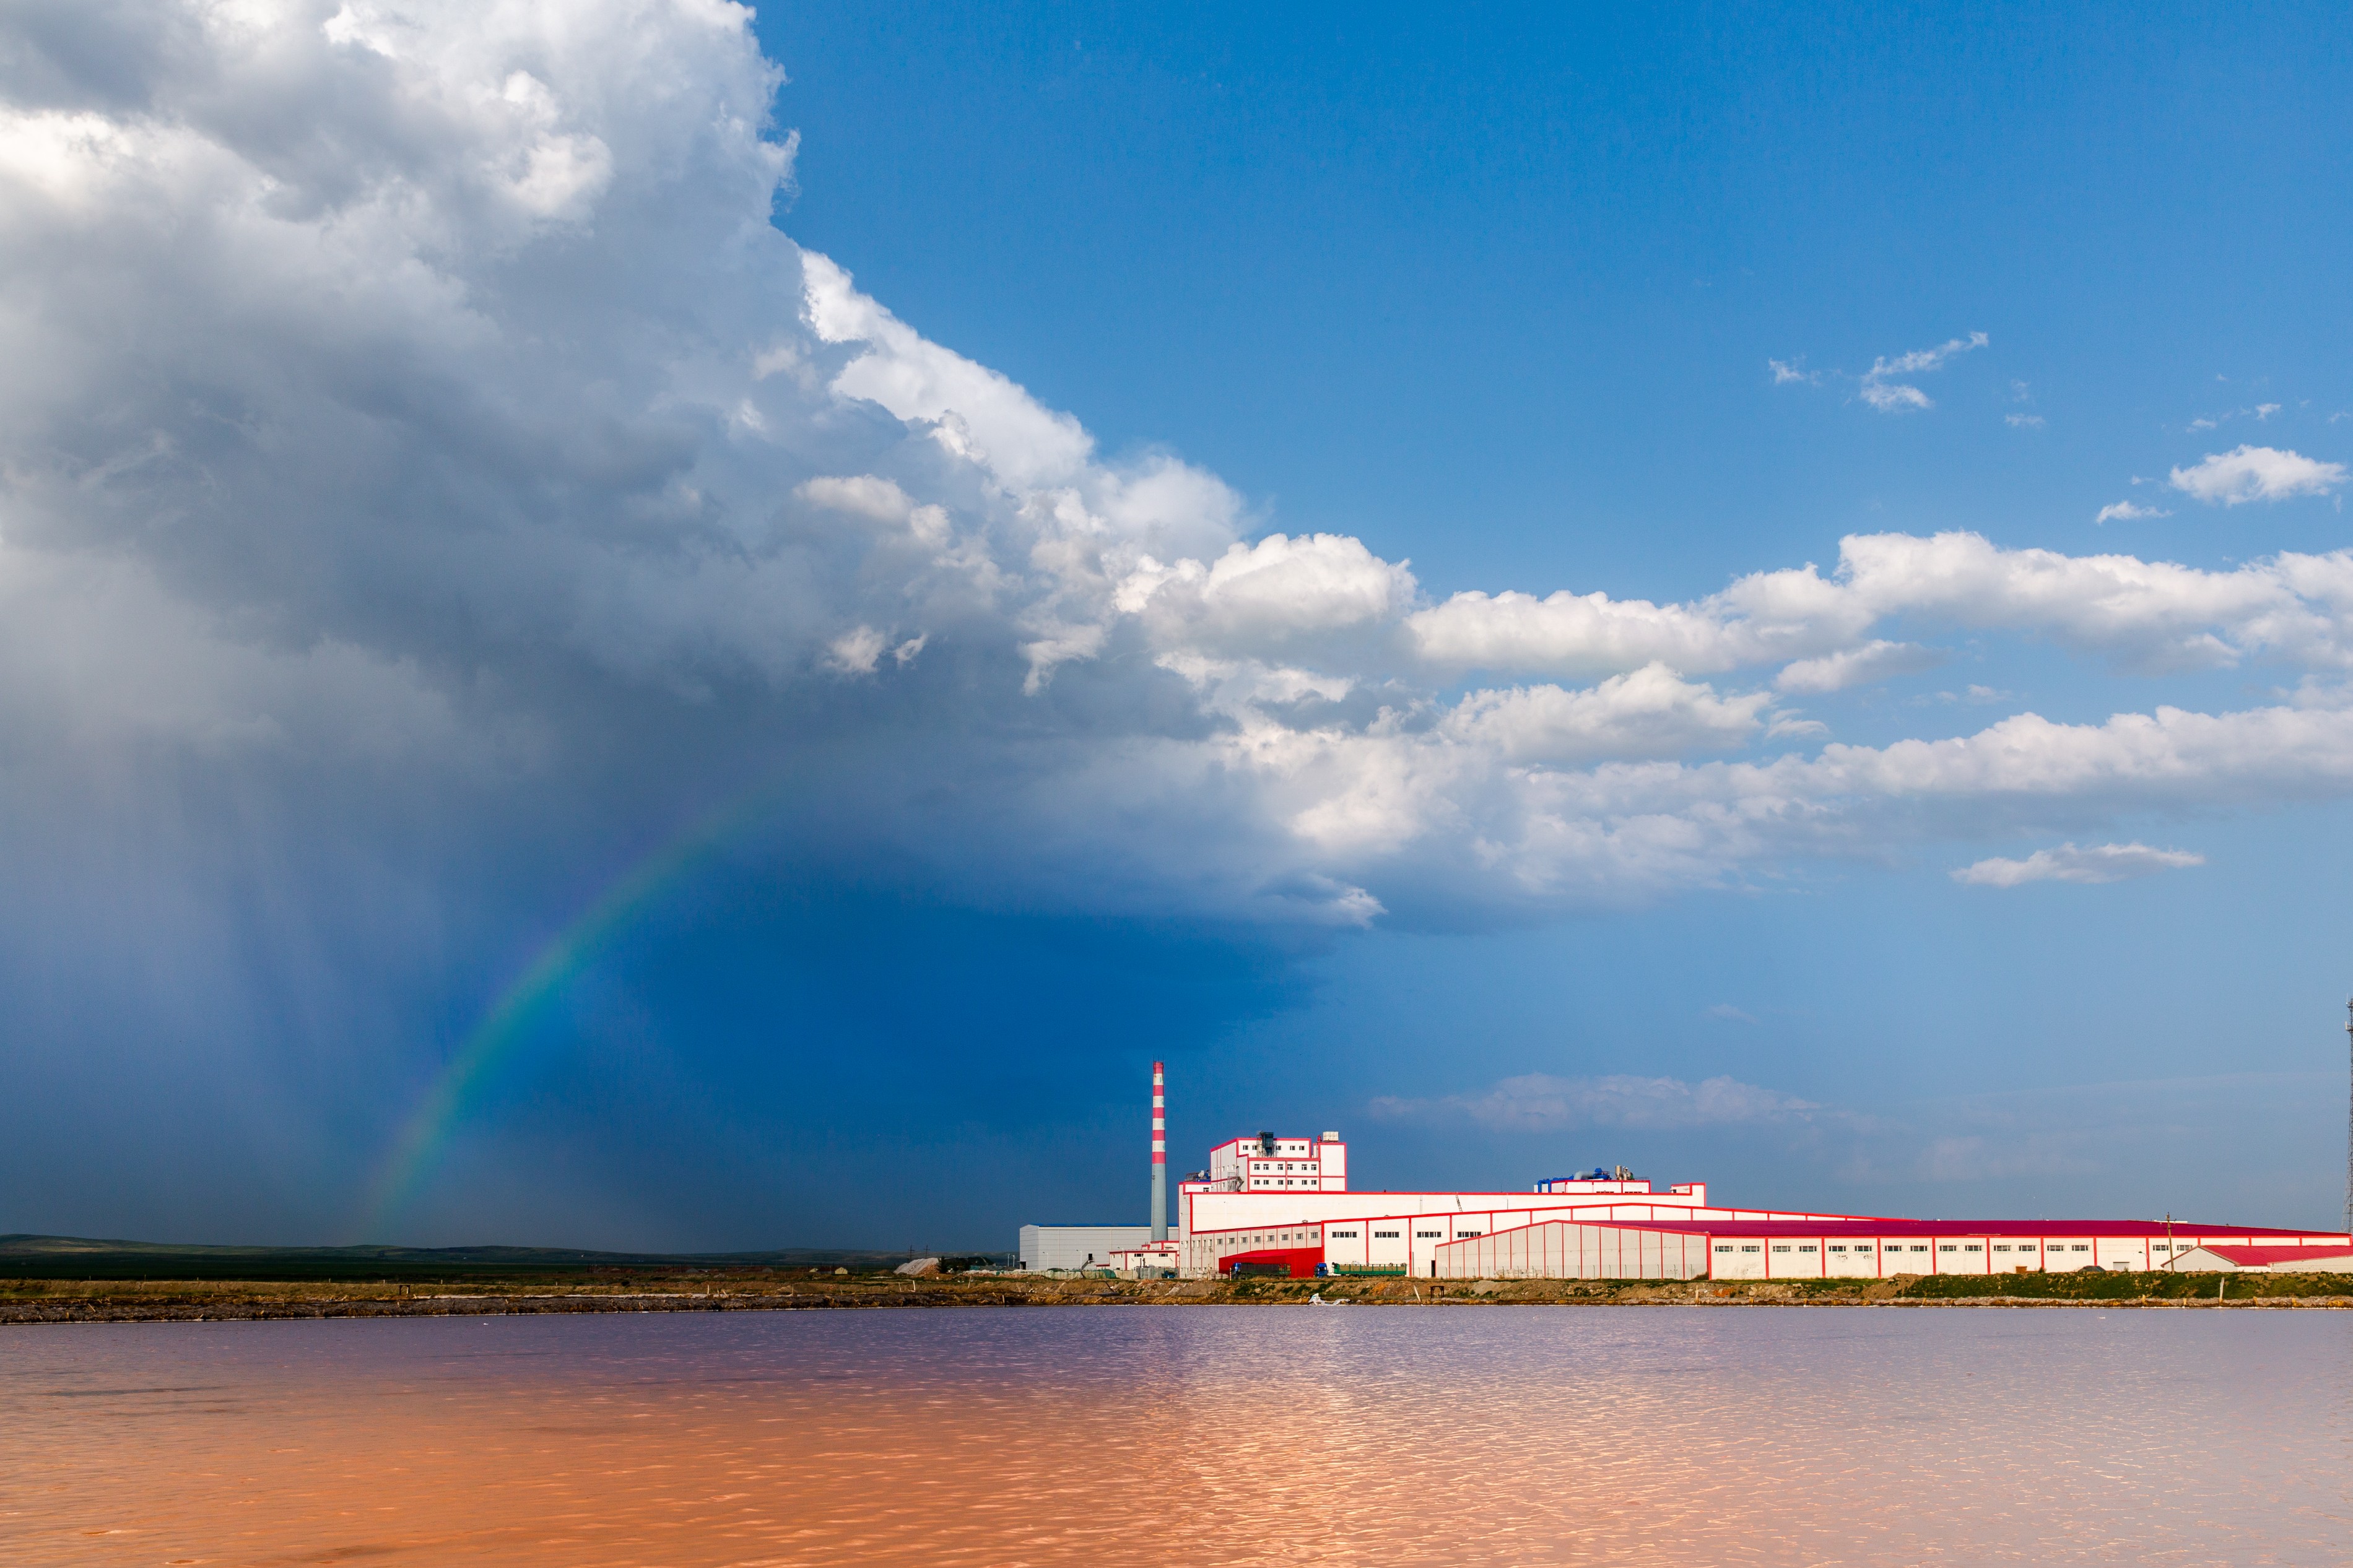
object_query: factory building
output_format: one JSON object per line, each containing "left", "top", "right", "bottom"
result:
{"left": 1433, "top": 1218, "right": 2353, "bottom": 1281}
{"left": 1024, "top": 1068, "right": 2353, "bottom": 1278}
{"left": 1017, "top": 1224, "right": 1152, "bottom": 1273}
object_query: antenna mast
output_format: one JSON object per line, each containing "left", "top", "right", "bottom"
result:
{"left": 2344, "top": 998, "right": 2352, "bottom": 1237}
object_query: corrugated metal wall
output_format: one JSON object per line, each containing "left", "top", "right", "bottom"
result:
{"left": 1433, "top": 1223, "right": 1709, "bottom": 1280}
{"left": 1018, "top": 1225, "right": 1154, "bottom": 1271}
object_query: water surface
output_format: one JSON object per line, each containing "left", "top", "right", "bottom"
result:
{"left": 3, "top": 1305, "right": 2349, "bottom": 1564}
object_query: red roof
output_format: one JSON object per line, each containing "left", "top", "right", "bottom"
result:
{"left": 1453, "top": 1217, "right": 2347, "bottom": 1242}
{"left": 2185, "top": 1244, "right": 2353, "bottom": 1266}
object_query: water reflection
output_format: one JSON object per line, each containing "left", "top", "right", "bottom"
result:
{"left": 2, "top": 1306, "right": 2348, "bottom": 1564}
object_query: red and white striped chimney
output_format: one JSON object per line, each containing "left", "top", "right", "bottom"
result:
{"left": 1150, "top": 1061, "right": 1167, "bottom": 1242}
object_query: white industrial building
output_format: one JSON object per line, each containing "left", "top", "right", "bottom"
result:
{"left": 1017, "top": 1224, "right": 1152, "bottom": 1273}
{"left": 1435, "top": 1218, "right": 2353, "bottom": 1281}
{"left": 1019, "top": 1072, "right": 2353, "bottom": 1280}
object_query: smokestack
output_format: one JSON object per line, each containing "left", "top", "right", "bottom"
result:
{"left": 1151, "top": 1061, "right": 1167, "bottom": 1242}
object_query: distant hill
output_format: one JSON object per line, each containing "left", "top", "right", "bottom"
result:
{"left": 0, "top": 1234, "right": 1009, "bottom": 1281}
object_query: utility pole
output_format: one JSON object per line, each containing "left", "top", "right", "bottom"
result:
{"left": 2344, "top": 998, "right": 2352, "bottom": 1238}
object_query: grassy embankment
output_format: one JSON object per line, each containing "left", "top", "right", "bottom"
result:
{"left": 6, "top": 1256, "right": 2352, "bottom": 1323}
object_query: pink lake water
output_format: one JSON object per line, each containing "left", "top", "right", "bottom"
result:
{"left": 2, "top": 1305, "right": 2349, "bottom": 1565}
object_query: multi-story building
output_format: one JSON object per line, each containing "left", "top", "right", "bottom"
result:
{"left": 1030, "top": 1072, "right": 2353, "bottom": 1281}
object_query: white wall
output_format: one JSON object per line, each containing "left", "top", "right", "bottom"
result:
{"left": 1433, "top": 1223, "right": 1710, "bottom": 1281}
{"left": 1019, "top": 1224, "right": 1152, "bottom": 1271}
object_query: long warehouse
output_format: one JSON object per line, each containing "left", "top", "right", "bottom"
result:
{"left": 1043, "top": 1088, "right": 2353, "bottom": 1278}
{"left": 1026, "top": 1073, "right": 2353, "bottom": 1280}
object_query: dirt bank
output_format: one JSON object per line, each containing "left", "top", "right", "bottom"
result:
{"left": 7, "top": 1269, "right": 2351, "bottom": 1323}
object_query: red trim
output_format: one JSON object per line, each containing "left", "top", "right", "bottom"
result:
{"left": 2191, "top": 1244, "right": 2353, "bottom": 1265}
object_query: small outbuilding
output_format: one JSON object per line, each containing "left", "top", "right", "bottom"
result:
{"left": 2167, "top": 1244, "right": 2353, "bottom": 1273}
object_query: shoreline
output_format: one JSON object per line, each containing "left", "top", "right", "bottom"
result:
{"left": 9, "top": 1271, "right": 2353, "bottom": 1324}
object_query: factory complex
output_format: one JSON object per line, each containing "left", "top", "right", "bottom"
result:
{"left": 1016, "top": 1065, "right": 2353, "bottom": 1280}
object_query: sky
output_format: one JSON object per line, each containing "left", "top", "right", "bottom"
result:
{"left": 2, "top": 0, "right": 2351, "bottom": 1250}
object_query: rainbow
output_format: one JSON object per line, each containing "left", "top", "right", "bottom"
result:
{"left": 360, "top": 790, "right": 775, "bottom": 1237}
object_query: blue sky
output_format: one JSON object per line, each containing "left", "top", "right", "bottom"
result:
{"left": 2, "top": 1, "right": 2350, "bottom": 1249}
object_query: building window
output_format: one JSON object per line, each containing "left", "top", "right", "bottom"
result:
{"left": 1715, "top": 1245, "right": 1734, "bottom": 1254}
{"left": 1772, "top": 1245, "right": 1791, "bottom": 1254}
{"left": 1994, "top": 1245, "right": 2011, "bottom": 1252}
{"left": 1829, "top": 1245, "right": 1846, "bottom": 1253}
{"left": 1939, "top": 1245, "right": 1957, "bottom": 1252}
{"left": 1798, "top": 1245, "right": 1817, "bottom": 1254}
{"left": 1909, "top": 1245, "right": 1929, "bottom": 1253}
{"left": 1416, "top": 1231, "right": 1442, "bottom": 1239}
{"left": 1458, "top": 1231, "right": 1482, "bottom": 1239}
{"left": 2071, "top": 1244, "right": 2089, "bottom": 1252}
{"left": 1374, "top": 1231, "right": 1399, "bottom": 1239}
{"left": 1740, "top": 1245, "right": 1761, "bottom": 1254}
{"left": 1964, "top": 1245, "right": 1982, "bottom": 1253}
{"left": 1332, "top": 1230, "right": 1358, "bottom": 1238}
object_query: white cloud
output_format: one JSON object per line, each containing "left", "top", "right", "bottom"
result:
{"left": 1859, "top": 380, "right": 1933, "bottom": 413}
{"left": 2170, "top": 446, "right": 2347, "bottom": 506}
{"left": 2006, "top": 412, "right": 2045, "bottom": 428}
{"left": 2095, "top": 500, "right": 2170, "bottom": 524}
{"left": 825, "top": 625, "right": 889, "bottom": 675}
{"left": 799, "top": 474, "right": 913, "bottom": 523}
{"left": 1706, "top": 1003, "right": 1757, "bottom": 1024}
{"left": 1113, "top": 532, "right": 1416, "bottom": 657}
{"left": 804, "top": 253, "right": 1096, "bottom": 492}
{"left": 11, "top": 0, "right": 2353, "bottom": 964}
{"left": 1410, "top": 531, "right": 2353, "bottom": 680}
{"left": 1952, "top": 842, "right": 2207, "bottom": 888}
{"left": 1371, "top": 1072, "right": 1818, "bottom": 1131}
{"left": 1440, "top": 666, "right": 1773, "bottom": 766}
{"left": 1858, "top": 331, "right": 1986, "bottom": 413}
{"left": 1774, "top": 639, "right": 1944, "bottom": 694}
{"left": 1768, "top": 358, "right": 1819, "bottom": 385}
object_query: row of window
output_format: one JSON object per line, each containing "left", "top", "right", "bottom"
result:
{"left": 1717, "top": 1241, "right": 2112, "bottom": 1256}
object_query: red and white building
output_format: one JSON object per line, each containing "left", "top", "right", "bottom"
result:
{"left": 1134, "top": 1126, "right": 2353, "bottom": 1281}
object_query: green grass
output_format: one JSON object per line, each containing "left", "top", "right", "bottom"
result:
{"left": 0, "top": 1234, "right": 1004, "bottom": 1283}
{"left": 1894, "top": 1269, "right": 2353, "bottom": 1301}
